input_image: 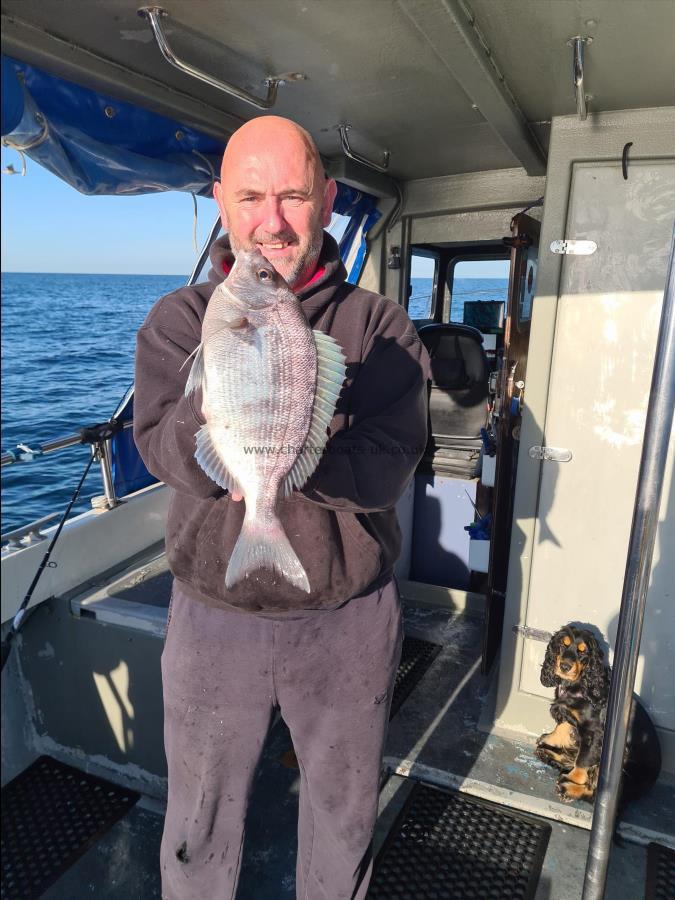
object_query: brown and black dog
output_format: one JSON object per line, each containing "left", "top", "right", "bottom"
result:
{"left": 536, "top": 624, "right": 661, "bottom": 806}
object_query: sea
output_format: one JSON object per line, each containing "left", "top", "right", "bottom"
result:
{"left": 1, "top": 273, "right": 507, "bottom": 532}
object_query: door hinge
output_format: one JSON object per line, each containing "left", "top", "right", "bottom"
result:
{"left": 503, "top": 235, "right": 533, "bottom": 249}
{"left": 528, "top": 445, "right": 573, "bottom": 462}
{"left": 550, "top": 239, "right": 597, "bottom": 255}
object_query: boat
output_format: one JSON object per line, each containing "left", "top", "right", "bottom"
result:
{"left": 1, "top": 2, "right": 674, "bottom": 897}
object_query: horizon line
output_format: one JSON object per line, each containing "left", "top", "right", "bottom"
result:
{"left": 1, "top": 270, "right": 190, "bottom": 277}
{"left": 1, "top": 270, "right": 510, "bottom": 279}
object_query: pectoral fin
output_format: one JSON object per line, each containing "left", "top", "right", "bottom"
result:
{"left": 195, "top": 425, "right": 241, "bottom": 495}
{"left": 183, "top": 342, "right": 205, "bottom": 397}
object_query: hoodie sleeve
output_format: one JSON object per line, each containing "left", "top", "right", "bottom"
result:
{"left": 133, "top": 291, "right": 224, "bottom": 500}
{"left": 301, "top": 316, "right": 430, "bottom": 514}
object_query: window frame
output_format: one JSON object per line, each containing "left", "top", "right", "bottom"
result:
{"left": 408, "top": 247, "right": 440, "bottom": 319}
{"left": 445, "top": 253, "right": 510, "bottom": 327}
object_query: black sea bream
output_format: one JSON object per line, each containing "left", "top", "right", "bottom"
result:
{"left": 184, "top": 248, "right": 346, "bottom": 592}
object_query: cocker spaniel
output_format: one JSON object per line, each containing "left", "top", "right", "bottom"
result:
{"left": 536, "top": 624, "right": 661, "bottom": 806}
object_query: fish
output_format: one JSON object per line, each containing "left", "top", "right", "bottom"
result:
{"left": 184, "top": 248, "right": 346, "bottom": 593}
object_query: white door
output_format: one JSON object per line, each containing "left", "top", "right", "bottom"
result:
{"left": 520, "top": 160, "right": 675, "bottom": 738}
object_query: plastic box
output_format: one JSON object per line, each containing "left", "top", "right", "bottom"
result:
{"left": 468, "top": 539, "right": 490, "bottom": 573}
{"left": 481, "top": 453, "right": 496, "bottom": 488}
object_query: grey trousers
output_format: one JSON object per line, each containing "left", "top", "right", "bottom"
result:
{"left": 160, "top": 578, "right": 403, "bottom": 900}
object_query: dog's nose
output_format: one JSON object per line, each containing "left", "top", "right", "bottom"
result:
{"left": 559, "top": 660, "right": 573, "bottom": 673}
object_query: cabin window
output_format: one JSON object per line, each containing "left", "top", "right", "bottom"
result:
{"left": 409, "top": 250, "right": 439, "bottom": 319}
{"left": 518, "top": 253, "right": 537, "bottom": 325}
{"left": 446, "top": 258, "right": 510, "bottom": 331}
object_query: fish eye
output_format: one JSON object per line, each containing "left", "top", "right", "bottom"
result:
{"left": 562, "top": 636, "right": 572, "bottom": 646}
{"left": 258, "top": 269, "right": 274, "bottom": 282}
{"left": 577, "top": 642, "right": 587, "bottom": 653}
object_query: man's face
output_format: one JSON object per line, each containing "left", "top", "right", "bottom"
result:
{"left": 214, "top": 138, "right": 336, "bottom": 289}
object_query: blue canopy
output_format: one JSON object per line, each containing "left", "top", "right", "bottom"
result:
{"left": 1, "top": 55, "right": 224, "bottom": 195}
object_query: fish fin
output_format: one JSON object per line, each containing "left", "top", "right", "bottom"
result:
{"left": 280, "top": 331, "right": 347, "bottom": 497}
{"left": 226, "top": 515, "right": 310, "bottom": 593}
{"left": 183, "top": 342, "right": 205, "bottom": 397}
{"left": 194, "top": 426, "right": 240, "bottom": 494}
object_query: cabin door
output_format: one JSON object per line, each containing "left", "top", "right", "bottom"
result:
{"left": 482, "top": 213, "right": 539, "bottom": 673}
{"left": 516, "top": 161, "right": 675, "bottom": 721}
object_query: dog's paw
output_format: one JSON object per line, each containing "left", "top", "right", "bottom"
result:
{"left": 555, "top": 777, "right": 576, "bottom": 803}
{"left": 535, "top": 745, "right": 557, "bottom": 765}
{"left": 535, "top": 743, "right": 574, "bottom": 771}
{"left": 556, "top": 774, "right": 593, "bottom": 803}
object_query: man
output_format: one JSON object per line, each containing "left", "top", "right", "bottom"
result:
{"left": 134, "top": 116, "right": 429, "bottom": 899}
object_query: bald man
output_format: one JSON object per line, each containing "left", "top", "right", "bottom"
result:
{"left": 134, "top": 116, "right": 429, "bottom": 899}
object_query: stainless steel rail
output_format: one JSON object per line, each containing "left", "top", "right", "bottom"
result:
{"left": 1, "top": 432, "right": 81, "bottom": 466}
{"left": 188, "top": 214, "right": 222, "bottom": 285}
{"left": 1, "top": 420, "right": 134, "bottom": 468}
{"left": 338, "top": 124, "right": 390, "bottom": 174}
{"left": 581, "top": 225, "right": 675, "bottom": 899}
{"left": 138, "top": 6, "right": 286, "bottom": 110}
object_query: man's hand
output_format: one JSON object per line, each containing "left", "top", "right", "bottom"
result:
{"left": 230, "top": 491, "right": 243, "bottom": 502}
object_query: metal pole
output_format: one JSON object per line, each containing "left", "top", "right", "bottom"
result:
{"left": 97, "top": 439, "right": 119, "bottom": 508}
{"left": 187, "top": 214, "right": 222, "bottom": 286}
{"left": 581, "top": 223, "right": 675, "bottom": 899}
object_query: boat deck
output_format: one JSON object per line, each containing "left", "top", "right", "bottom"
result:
{"left": 6, "top": 550, "right": 675, "bottom": 899}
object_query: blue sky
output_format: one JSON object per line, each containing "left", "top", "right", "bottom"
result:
{"left": 1, "top": 147, "right": 509, "bottom": 278}
{"left": 1, "top": 147, "right": 217, "bottom": 275}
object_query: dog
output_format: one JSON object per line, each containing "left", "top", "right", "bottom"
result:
{"left": 536, "top": 624, "right": 661, "bottom": 807}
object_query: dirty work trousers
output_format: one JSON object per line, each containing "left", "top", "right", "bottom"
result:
{"left": 160, "top": 578, "right": 403, "bottom": 900}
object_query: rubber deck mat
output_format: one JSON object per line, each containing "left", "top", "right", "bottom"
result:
{"left": 368, "top": 782, "right": 551, "bottom": 899}
{"left": 645, "top": 842, "right": 675, "bottom": 900}
{"left": 1, "top": 755, "right": 139, "bottom": 900}
{"left": 390, "top": 636, "right": 442, "bottom": 720}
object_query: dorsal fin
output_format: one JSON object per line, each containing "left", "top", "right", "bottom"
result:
{"left": 280, "top": 331, "right": 346, "bottom": 497}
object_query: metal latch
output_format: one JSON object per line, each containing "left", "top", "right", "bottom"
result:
{"left": 512, "top": 625, "right": 553, "bottom": 643}
{"left": 550, "top": 239, "right": 597, "bottom": 255}
{"left": 529, "top": 445, "right": 573, "bottom": 462}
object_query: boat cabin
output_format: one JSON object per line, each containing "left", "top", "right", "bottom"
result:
{"left": 2, "top": 1, "right": 674, "bottom": 897}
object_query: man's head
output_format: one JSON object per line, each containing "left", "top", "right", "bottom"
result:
{"left": 214, "top": 116, "right": 337, "bottom": 290}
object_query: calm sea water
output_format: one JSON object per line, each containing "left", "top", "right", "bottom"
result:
{"left": 1, "top": 273, "right": 507, "bottom": 531}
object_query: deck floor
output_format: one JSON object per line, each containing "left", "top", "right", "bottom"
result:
{"left": 29, "top": 600, "right": 675, "bottom": 898}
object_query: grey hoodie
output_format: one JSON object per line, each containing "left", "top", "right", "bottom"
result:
{"left": 133, "top": 233, "right": 429, "bottom": 615}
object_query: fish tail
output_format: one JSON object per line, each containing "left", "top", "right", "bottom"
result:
{"left": 225, "top": 515, "right": 310, "bottom": 593}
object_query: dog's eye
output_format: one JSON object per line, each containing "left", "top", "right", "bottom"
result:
{"left": 562, "top": 636, "right": 572, "bottom": 646}
{"left": 577, "top": 642, "right": 587, "bottom": 653}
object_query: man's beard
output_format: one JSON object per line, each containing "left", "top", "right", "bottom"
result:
{"left": 229, "top": 227, "right": 324, "bottom": 288}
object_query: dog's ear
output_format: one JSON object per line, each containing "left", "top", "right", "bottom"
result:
{"left": 585, "top": 632, "right": 605, "bottom": 663}
{"left": 540, "top": 632, "right": 559, "bottom": 687}
{"left": 581, "top": 633, "right": 610, "bottom": 705}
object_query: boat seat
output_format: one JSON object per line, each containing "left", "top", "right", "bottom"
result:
{"left": 417, "top": 323, "right": 489, "bottom": 477}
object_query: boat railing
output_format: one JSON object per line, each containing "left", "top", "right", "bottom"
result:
{"left": 1, "top": 420, "right": 135, "bottom": 537}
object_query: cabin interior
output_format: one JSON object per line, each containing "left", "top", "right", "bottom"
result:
{"left": 1, "top": 2, "right": 674, "bottom": 898}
